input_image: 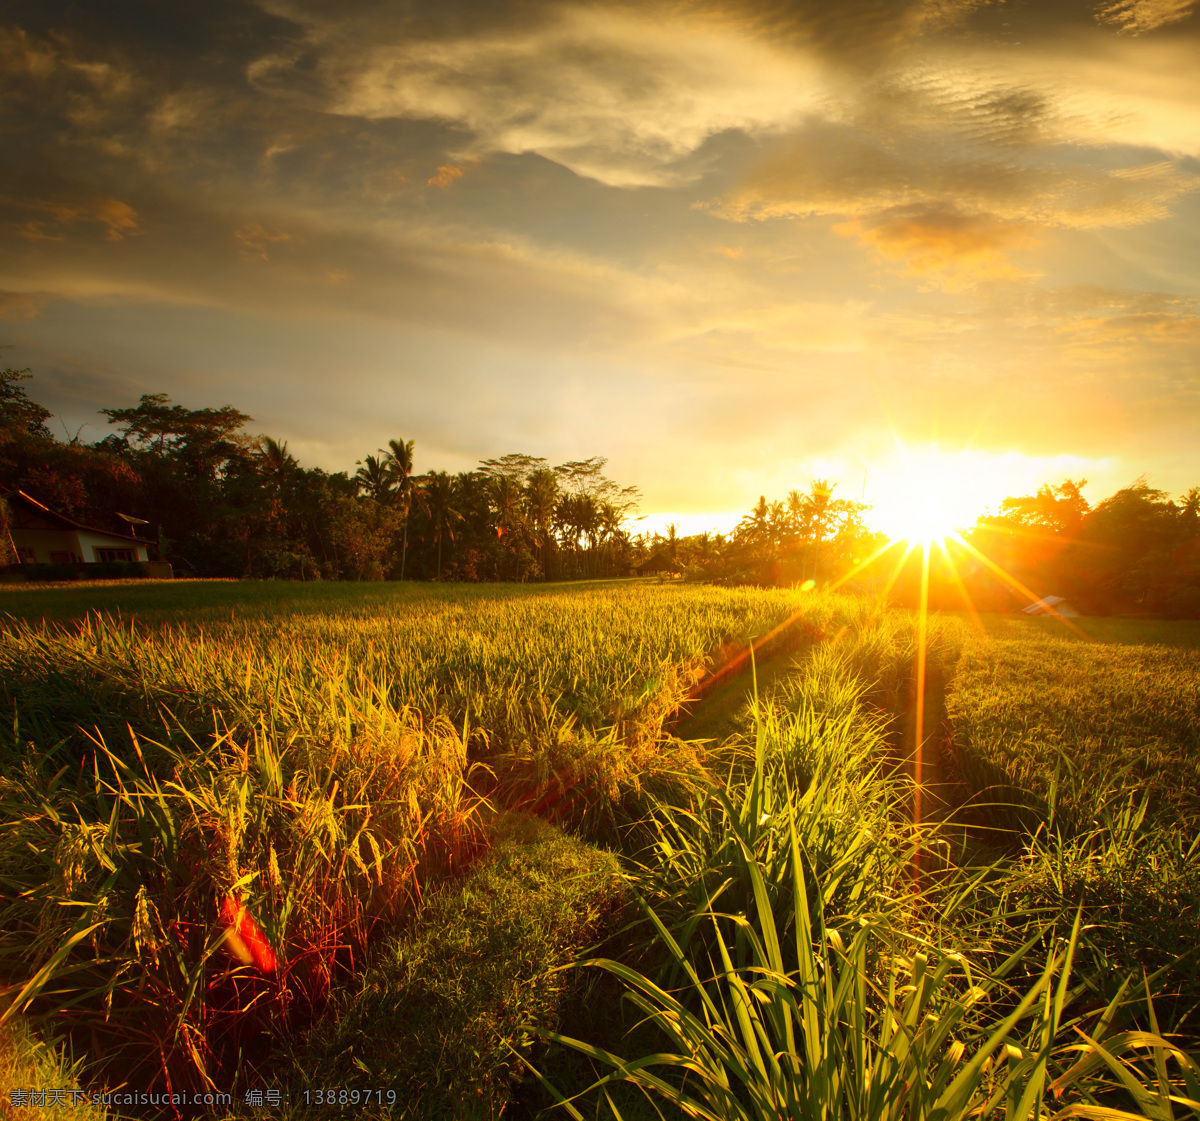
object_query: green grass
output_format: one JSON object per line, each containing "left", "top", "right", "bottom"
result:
{"left": 538, "top": 634, "right": 1200, "bottom": 1121}
{"left": 285, "top": 813, "right": 626, "bottom": 1120}
{"left": 0, "top": 1015, "right": 108, "bottom": 1121}
{"left": 947, "top": 625, "right": 1200, "bottom": 832}
{"left": 943, "top": 613, "right": 1200, "bottom": 1039}
{"left": 0, "top": 580, "right": 872, "bottom": 1112}
{"left": 4, "top": 583, "right": 1200, "bottom": 1119}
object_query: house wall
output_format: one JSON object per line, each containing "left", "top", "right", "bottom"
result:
{"left": 9, "top": 527, "right": 148, "bottom": 563}
{"left": 9, "top": 527, "right": 85, "bottom": 563}
{"left": 77, "top": 530, "right": 149, "bottom": 563}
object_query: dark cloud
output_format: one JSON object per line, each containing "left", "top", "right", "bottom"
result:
{"left": 1096, "top": 0, "right": 1198, "bottom": 33}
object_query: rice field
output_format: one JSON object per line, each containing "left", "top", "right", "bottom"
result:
{"left": 946, "top": 618, "right": 1200, "bottom": 833}
{"left": 2, "top": 580, "right": 1199, "bottom": 1119}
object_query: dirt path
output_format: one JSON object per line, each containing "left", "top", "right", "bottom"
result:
{"left": 673, "top": 645, "right": 805, "bottom": 743}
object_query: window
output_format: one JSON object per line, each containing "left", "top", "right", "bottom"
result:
{"left": 50, "top": 551, "right": 75, "bottom": 564}
{"left": 16, "top": 547, "right": 35, "bottom": 563}
{"left": 95, "top": 548, "right": 135, "bottom": 563}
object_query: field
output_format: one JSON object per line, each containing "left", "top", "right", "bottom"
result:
{"left": 2, "top": 579, "right": 1199, "bottom": 1120}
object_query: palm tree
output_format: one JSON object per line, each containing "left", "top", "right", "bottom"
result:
{"left": 382, "top": 438, "right": 419, "bottom": 580}
{"left": 665, "top": 521, "right": 678, "bottom": 562}
{"left": 1180, "top": 486, "right": 1199, "bottom": 528}
{"left": 739, "top": 496, "right": 770, "bottom": 543}
{"left": 256, "top": 436, "right": 298, "bottom": 532}
{"left": 355, "top": 454, "right": 396, "bottom": 503}
{"left": 805, "top": 479, "right": 836, "bottom": 583}
{"left": 422, "top": 470, "right": 462, "bottom": 580}
{"left": 526, "top": 468, "right": 559, "bottom": 580}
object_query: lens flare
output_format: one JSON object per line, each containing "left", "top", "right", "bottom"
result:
{"left": 219, "top": 895, "right": 277, "bottom": 974}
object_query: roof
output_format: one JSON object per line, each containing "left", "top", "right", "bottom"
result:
{"left": 1022, "top": 595, "right": 1080, "bottom": 617}
{"left": 2, "top": 489, "right": 154, "bottom": 546}
{"left": 634, "top": 550, "right": 681, "bottom": 572}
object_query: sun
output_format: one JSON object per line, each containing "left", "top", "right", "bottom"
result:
{"left": 864, "top": 444, "right": 1007, "bottom": 545}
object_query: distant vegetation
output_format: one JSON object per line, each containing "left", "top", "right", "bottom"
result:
{"left": 961, "top": 478, "right": 1200, "bottom": 616}
{"left": 5, "top": 369, "right": 1197, "bottom": 615}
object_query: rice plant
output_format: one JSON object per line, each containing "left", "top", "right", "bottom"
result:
{"left": 536, "top": 644, "right": 1200, "bottom": 1121}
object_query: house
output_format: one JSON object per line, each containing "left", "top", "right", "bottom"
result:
{"left": 2, "top": 489, "right": 153, "bottom": 565}
{"left": 633, "top": 550, "right": 681, "bottom": 577}
{"left": 1021, "top": 594, "right": 1080, "bottom": 618}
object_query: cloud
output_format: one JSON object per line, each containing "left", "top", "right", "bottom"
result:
{"left": 317, "top": 6, "right": 828, "bottom": 186}
{"left": 94, "top": 199, "right": 139, "bottom": 240}
{"left": 1088, "top": 311, "right": 1200, "bottom": 341}
{"left": 835, "top": 207, "right": 1039, "bottom": 287}
{"left": 0, "top": 290, "right": 50, "bottom": 321}
{"left": 1096, "top": 0, "right": 1198, "bottom": 33}
{"left": 427, "top": 163, "right": 468, "bottom": 188}
{"left": 234, "top": 223, "right": 295, "bottom": 260}
{"left": 11, "top": 197, "right": 140, "bottom": 242}
{"left": 708, "top": 52, "right": 1200, "bottom": 283}
{"left": 717, "top": 91, "right": 1199, "bottom": 225}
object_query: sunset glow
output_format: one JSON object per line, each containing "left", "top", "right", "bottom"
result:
{"left": 0, "top": 2, "right": 1196, "bottom": 525}
{"left": 863, "top": 446, "right": 1030, "bottom": 544}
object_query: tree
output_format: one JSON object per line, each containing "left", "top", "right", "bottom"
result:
{"left": 0, "top": 368, "right": 53, "bottom": 441}
{"left": 382, "top": 438, "right": 419, "bottom": 580}
{"left": 100, "top": 393, "right": 251, "bottom": 458}
{"left": 422, "top": 470, "right": 463, "bottom": 580}
{"left": 997, "top": 479, "right": 1090, "bottom": 534}
{"left": 804, "top": 479, "right": 836, "bottom": 582}
{"left": 526, "top": 467, "right": 560, "bottom": 580}
{"left": 355, "top": 454, "right": 396, "bottom": 503}
{"left": 479, "top": 453, "right": 548, "bottom": 486}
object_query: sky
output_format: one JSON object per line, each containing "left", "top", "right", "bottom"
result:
{"left": 1, "top": 0, "right": 1198, "bottom": 538}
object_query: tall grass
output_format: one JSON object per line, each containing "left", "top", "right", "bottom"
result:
{"left": 540, "top": 640, "right": 1200, "bottom": 1121}
{"left": 946, "top": 627, "right": 1200, "bottom": 835}
{"left": 0, "top": 582, "right": 867, "bottom": 1103}
{"left": 1, "top": 583, "right": 872, "bottom": 762}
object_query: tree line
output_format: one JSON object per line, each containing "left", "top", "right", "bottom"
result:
{"left": 649, "top": 482, "right": 886, "bottom": 590}
{"left": 0, "top": 369, "right": 643, "bottom": 581}
{"left": 6, "top": 367, "right": 1196, "bottom": 610}
{"left": 954, "top": 478, "right": 1200, "bottom": 617}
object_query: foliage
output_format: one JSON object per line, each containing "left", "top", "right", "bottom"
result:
{"left": 0, "top": 370, "right": 645, "bottom": 582}
{"left": 662, "top": 480, "right": 886, "bottom": 590}
{"left": 540, "top": 633, "right": 1200, "bottom": 1120}
{"left": 965, "top": 478, "right": 1200, "bottom": 616}
{"left": 4, "top": 581, "right": 1200, "bottom": 1119}
{"left": 0, "top": 367, "right": 53, "bottom": 441}
{"left": 0, "top": 583, "right": 865, "bottom": 1103}
{"left": 0, "top": 1015, "right": 107, "bottom": 1121}
{"left": 944, "top": 616, "right": 1200, "bottom": 1030}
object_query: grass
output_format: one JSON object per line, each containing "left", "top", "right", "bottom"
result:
{"left": 286, "top": 813, "right": 626, "bottom": 1120}
{"left": 942, "top": 614, "right": 1200, "bottom": 1040}
{"left": 2, "top": 581, "right": 1199, "bottom": 1118}
{"left": 0, "top": 1015, "right": 108, "bottom": 1120}
{"left": 538, "top": 630, "right": 1200, "bottom": 1120}
{"left": 0, "top": 580, "right": 870, "bottom": 1111}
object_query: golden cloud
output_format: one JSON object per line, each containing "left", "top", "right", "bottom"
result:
{"left": 836, "top": 207, "right": 1039, "bottom": 288}
{"left": 427, "top": 164, "right": 467, "bottom": 188}
{"left": 13, "top": 197, "right": 139, "bottom": 242}
{"left": 1096, "top": 0, "right": 1198, "bottom": 33}
{"left": 234, "top": 224, "right": 295, "bottom": 261}
{"left": 326, "top": 7, "right": 827, "bottom": 187}
{"left": 94, "top": 199, "right": 138, "bottom": 241}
